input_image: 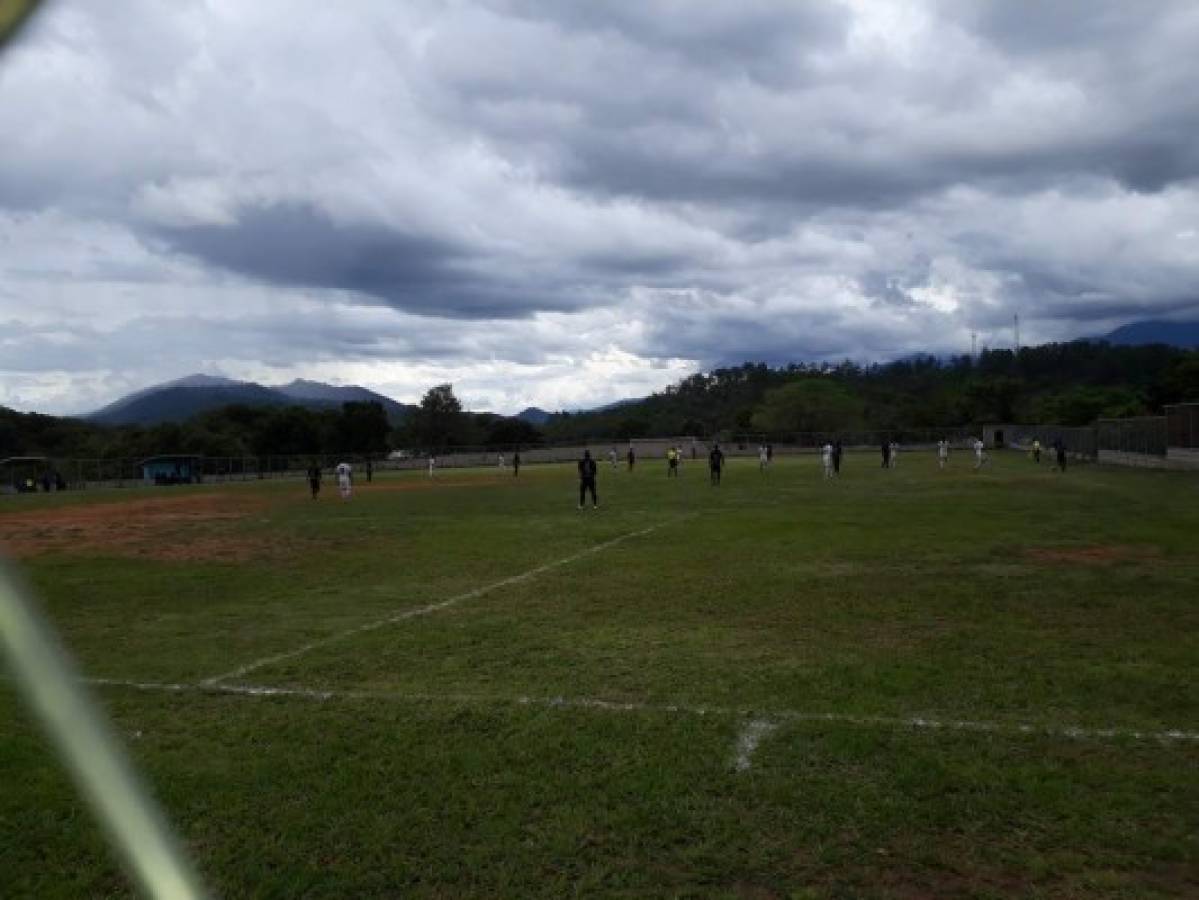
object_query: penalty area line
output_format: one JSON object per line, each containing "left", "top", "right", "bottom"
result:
{"left": 199, "top": 515, "right": 693, "bottom": 687}
{"left": 84, "top": 679, "right": 1199, "bottom": 746}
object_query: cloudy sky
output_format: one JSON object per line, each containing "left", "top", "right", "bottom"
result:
{"left": 2, "top": 1, "right": 1198, "bottom": 415}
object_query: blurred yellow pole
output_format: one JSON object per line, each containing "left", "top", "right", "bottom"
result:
{"left": 0, "top": 567, "right": 209, "bottom": 899}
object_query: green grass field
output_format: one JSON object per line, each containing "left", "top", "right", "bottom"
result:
{"left": 2, "top": 451, "right": 1198, "bottom": 898}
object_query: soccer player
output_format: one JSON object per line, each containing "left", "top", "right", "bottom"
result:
{"left": 708, "top": 442, "right": 724, "bottom": 485}
{"left": 627, "top": 446, "right": 636, "bottom": 472}
{"left": 513, "top": 451, "right": 521, "bottom": 477}
{"left": 609, "top": 448, "right": 618, "bottom": 469}
{"left": 973, "top": 438, "right": 987, "bottom": 470}
{"left": 881, "top": 439, "right": 891, "bottom": 468}
{"left": 833, "top": 440, "right": 843, "bottom": 476}
{"left": 1032, "top": 439, "right": 1042, "bottom": 463}
{"left": 821, "top": 442, "right": 834, "bottom": 479}
{"left": 759, "top": 444, "right": 768, "bottom": 472}
{"left": 578, "top": 449, "right": 598, "bottom": 509}
{"left": 307, "top": 463, "right": 322, "bottom": 499}
{"left": 365, "top": 459, "right": 373, "bottom": 483}
{"left": 335, "top": 461, "right": 353, "bottom": 499}
{"left": 889, "top": 441, "right": 899, "bottom": 468}
{"left": 1054, "top": 438, "right": 1067, "bottom": 472}
{"left": 667, "top": 446, "right": 679, "bottom": 477}
{"left": 938, "top": 439, "right": 949, "bottom": 470}
{"left": 428, "top": 455, "right": 436, "bottom": 478}
{"left": 497, "top": 453, "right": 505, "bottom": 469}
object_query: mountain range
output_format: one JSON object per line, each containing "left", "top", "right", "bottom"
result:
{"left": 1095, "top": 320, "right": 1199, "bottom": 348}
{"left": 88, "top": 375, "right": 416, "bottom": 426}
{"left": 74, "top": 319, "right": 1199, "bottom": 428}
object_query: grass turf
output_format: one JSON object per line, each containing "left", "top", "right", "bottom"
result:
{"left": 2, "top": 451, "right": 1197, "bottom": 897}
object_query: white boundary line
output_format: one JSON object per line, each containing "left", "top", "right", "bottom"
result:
{"left": 200, "top": 517, "right": 689, "bottom": 686}
{"left": 86, "top": 678, "right": 1199, "bottom": 745}
{"left": 733, "top": 719, "right": 778, "bottom": 771}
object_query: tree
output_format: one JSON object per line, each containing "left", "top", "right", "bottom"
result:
{"left": 616, "top": 417, "right": 649, "bottom": 439}
{"left": 485, "top": 417, "right": 543, "bottom": 447}
{"left": 251, "top": 406, "right": 324, "bottom": 456}
{"left": 750, "top": 379, "right": 864, "bottom": 434}
{"left": 333, "top": 402, "right": 391, "bottom": 454}
{"left": 413, "top": 384, "right": 466, "bottom": 449}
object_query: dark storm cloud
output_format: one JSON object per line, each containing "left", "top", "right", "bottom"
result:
{"left": 152, "top": 203, "right": 499, "bottom": 316}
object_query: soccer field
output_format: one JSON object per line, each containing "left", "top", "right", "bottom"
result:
{"left": 2, "top": 452, "right": 1198, "bottom": 898}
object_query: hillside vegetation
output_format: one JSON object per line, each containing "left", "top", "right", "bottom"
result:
{"left": 2, "top": 342, "right": 1198, "bottom": 458}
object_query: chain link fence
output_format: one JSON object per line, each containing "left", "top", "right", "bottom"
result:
{"left": 7, "top": 413, "right": 1199, "bottom": 495}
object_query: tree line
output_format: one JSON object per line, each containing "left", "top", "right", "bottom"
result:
{"left": 541, "top": 341, "right": 1199, "bottom": 440}
{"left": 2, "top": 341, "right": 1197, "bottom": 459}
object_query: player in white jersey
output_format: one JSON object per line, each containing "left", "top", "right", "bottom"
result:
{"left": 335, "top": 461, "right": 353, "bottom": 499}
{"left": 937, "top": 439, "right": 949, "bottom": 470}
{"left": 497, "top": 453, "right": 504, "bottom": 469}
{"left": 609, "top": 448, "right": 617, "bottom": 468}
{"left": 759, "top": 444, "right": 768, "bottom": 472}
{"left": 821, "top": 442, "right": 834, "bottom": 479}
{"left": 973, "top": 438, "right": 987, "bottom": 470}
{"left": 428, "top": 455, "right": 436, "bottom": 477}
{"left": 889, "top": 441, "right": 899, "bottom": 468}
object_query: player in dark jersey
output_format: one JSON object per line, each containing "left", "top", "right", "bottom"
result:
{"left": 513, "top": 450, "right": 521, "bottom": 477}
{"left": 708, "top": 443, "right": 725, "bottom": 486}
{"left": 307, "top": 464, "right": 322, "bottom": 499}
{"left": 627, "top": 446, "right": 636, "bottom": 472}
{"left": 578, "top": 449, "right": 598, "bottom": 508}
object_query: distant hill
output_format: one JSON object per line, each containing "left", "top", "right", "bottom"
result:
{"left": 578, "top": 397, "right": 644, "bottom": 414}
{"left": 88, "top": 375, "right": 414, "bottom": 426}
{"left": 516, "top": 406, "right": 551, "bottom": 425}
{"left": 272, "top": 379, "right": 414, "bottom": 422}
{"left": 1095, "top": 320, "right": 1199, "bottom": 348}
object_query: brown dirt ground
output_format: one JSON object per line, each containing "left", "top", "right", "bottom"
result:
{"left": 1024, "top": 544, "right": 1162, "bottom": 566}
{"left": 0, "top": 492, "right": 271, "bottom": 562}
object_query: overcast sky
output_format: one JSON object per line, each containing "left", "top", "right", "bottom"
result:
{"left": 2, "top": 1, "right": 1198, "bottom": 415}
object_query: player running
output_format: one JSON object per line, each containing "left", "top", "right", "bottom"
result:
{"left": 758, "top": 444, "right": 768, "bottom": 472}
{"left": 708, "top": 443, "right": 724, "bottom": 486}
{"left": 578, "top": 449, "right": 598, "bottom": 509}
{"left": 937, "top": 439, "right": 949, "bottom": 470}
{"left": 335, "top": 461, "right": 353, "bottom": 499}
{"left": 609, "top": 448, "right": 618, "bottom": 469}
{"left": 973, "top": 438, "right": 987, "bottom": 470}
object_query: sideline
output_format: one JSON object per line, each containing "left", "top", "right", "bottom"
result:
{"left": 87, "top": 678, "right": 1199, "bottom": 745}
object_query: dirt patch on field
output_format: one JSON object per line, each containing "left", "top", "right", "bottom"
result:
{"left": 0, "top": 492, "right": 272, "bottom": 562}
{"left": 1024, "top": 544, "right": 1161, "bottom": 566}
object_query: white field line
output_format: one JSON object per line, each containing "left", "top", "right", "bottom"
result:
{"left": 733, "top": 719, "right": 778, "bottom": 772}
{"left": 85, "top": 678, "right": 1199, "bottom": 745}
{"left": 200, "top": 517, "right": 688, "bottom": 686}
